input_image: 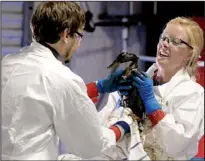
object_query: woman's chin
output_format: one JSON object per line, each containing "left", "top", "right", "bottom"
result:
{"left": 156, "top": 57, "right": 169, "bottom": 67}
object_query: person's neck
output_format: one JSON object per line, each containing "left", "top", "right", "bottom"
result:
{"left": 156, "top": 67, "right": 181, "bottom": 83}
{"left": 47, "top": 42, "right": 65, "bottom": 57}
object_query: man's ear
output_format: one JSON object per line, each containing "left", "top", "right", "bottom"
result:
{"left": 61, "top": 28, "right": 70, "bottom": 44}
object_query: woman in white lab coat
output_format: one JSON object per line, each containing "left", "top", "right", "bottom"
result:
{"left": 86, "top": 17, "right": 204, "bottom": 160}
{"left": 129, "top": 17, "right": 204, "bottom": 160}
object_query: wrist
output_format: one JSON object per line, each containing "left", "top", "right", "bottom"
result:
{"left": 109, "top": 123, "right": 128, "bottom": 142}
{"left": 109, "top": 125, "right": 122, "bottom": 141}
{"left": 86, "top": 82, "right": 99, "bottom": 99}
{"left": 115, "top": 121, "right": 130, "bottom": 134}
{"left": 96, "top": 80, "right": 105, "bottom": 94}
{"left": 144, "top": 98, "right": 161, "bottom": 115}
{"left": 148, "top": 109, "right": 166, "bottom": 126}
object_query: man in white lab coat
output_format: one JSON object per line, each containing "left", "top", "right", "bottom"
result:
{"left": 1, "top": 2, "right": 135, "bottom": 160}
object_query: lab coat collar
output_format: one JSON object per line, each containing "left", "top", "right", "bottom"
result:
{"left": 23, "top": 41, "right": 65, "bottom": 64}
{"left": 147, "top": 63, "right": 191, "bottom": 98}
{"left": 38, "top": 41, "right": 60, "bottom": 60}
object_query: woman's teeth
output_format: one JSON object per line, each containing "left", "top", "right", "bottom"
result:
{"left": 159, "top": 51, "right": 169, "bottom": 57}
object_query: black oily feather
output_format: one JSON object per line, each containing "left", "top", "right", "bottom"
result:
{"left": 123, "top": 75, "right": 146, "bottom": 122}
{"left": 107, "top": 52, "right": 146, "bottom": 122}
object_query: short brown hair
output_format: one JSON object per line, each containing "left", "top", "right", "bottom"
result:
{"left": 31, "top": 2, "right": 85, "bottom": 43}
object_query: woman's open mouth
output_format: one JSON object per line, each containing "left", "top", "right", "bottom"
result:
{"left": 159, "top": 50, "right": 169, "bottom": 58}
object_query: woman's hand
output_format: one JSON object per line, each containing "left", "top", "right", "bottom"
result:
{"left": 132, "top": 71, "right": 161, "bottom": 115}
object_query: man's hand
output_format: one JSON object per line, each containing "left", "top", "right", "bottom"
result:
{"left": 106, "top": 107, "right": 135, "bottom": 141}
{"left": 96, "top": 70, "right": 132, "bottom": 94}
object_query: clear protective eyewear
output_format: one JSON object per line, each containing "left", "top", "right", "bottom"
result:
{"left": 75, "top": 31, "right": 84, "bottom": 40}
{"left": 159, "top": 34, "right": 193, "bottom": 49}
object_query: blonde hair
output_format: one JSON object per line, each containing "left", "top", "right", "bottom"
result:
{"left": 166, "top": 17, "right": 204, "bottom": 78}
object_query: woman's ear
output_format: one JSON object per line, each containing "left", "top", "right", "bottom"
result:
{"left": 186, "top": 50, "right": 197, "bottom": 67}
{"left": 185, "top": 50, "right": 193, "bottom": 61}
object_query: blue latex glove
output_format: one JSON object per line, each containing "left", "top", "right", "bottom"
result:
{"left": 132, "top": 71, "right": 161, "bottom": 115}
{"left": 118, "top": 78, "right": 133, "bottom": 96}
{"left": 96, "top": 70, "right": 132, "bottom": 94}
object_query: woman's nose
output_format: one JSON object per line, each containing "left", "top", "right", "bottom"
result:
{"left": 161, "top": 38, "right": 170, "bottom": 48}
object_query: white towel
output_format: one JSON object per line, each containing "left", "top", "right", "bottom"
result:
{"left": 58, "top": 105, "right": 150, "bottom": 160}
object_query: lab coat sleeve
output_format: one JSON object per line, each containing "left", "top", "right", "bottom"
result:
{"left": 152, "top": 91, "right": 204, "bottom": 159}
{"left": 50, "top": 80, "right": 116, "bottom": 159}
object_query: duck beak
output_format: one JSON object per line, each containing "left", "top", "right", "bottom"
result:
{"left": 107, "top": 60, "right": 121, "bottom": 69}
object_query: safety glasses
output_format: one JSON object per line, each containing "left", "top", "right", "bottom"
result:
{"left": 75, "top": 31, "right": 84, "bottom": 39}
{"left": 159, "top": 34, "right": 193, "bottom": 49}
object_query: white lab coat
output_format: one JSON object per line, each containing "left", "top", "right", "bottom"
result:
{"left": 96, "top": 63, "right": 204, "bottom": 160}
{"left": 1, "top": 42, "right": 116, "bottom": 160}
{"left": 139, "top": 63, "right": 204, "bottom": 160}
{"left": 58, "top": 92, "right": 150, "bottom": 160}
{"left": 59, "top": 62, "right": 204, "bottom": 160}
